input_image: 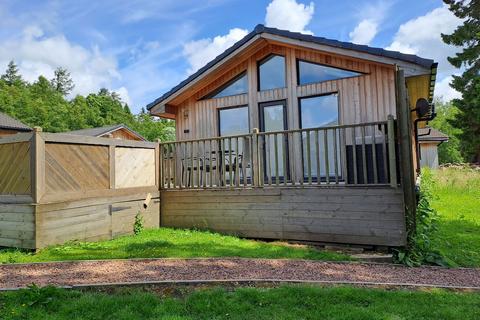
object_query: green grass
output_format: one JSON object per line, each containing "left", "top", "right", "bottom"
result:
{"left": 1, "top": 285, "right": 479, "bottom": 319}
{"left": 0, "top": 228, "right": 350, "bottom": 264}
{"left": 430, "top": 167, "right": 480, "bottom": 267}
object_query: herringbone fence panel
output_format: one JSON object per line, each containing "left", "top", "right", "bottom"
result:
{"left": 0, "top": 142, "right": 31, "bottom": 195}
{"left": 45, "top": 143, "right": 109, "bottom": 194}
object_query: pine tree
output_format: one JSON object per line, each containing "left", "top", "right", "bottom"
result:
{"left": 50, "top": 67, "right": 75, "bottom": 96}
{"left": 1, "top": 60, "right": 24, "bottom": 86}
{"left": 441, "top": 0, "right": 480, "bottom": 162}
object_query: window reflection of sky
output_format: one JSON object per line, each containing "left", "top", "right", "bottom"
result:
{"left": 219, "top": 106, "right": 249, "bottom": 136}
{"left": 300, "top": 94, "right": 338, "bottom": 129}
{"left": 259, "top": 55, "right": 285, "bottom": 91}
{"left": 299, "top": 61, "right": 361, "bottom": 85}
{"left": 212, "top": 74, "right": 248, "bottom": 98}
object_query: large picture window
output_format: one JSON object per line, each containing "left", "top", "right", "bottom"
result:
{"left": 298, "top": 60, "right": 362, "bottom": 85}
{"left": 299, "top": 94, "right": 341, "bottom": 179}
{"left": 205, "top": 72, "right": 248, "bottom": 99}
{"left": 258, "top": 55, "right": 286, "bottom": 91}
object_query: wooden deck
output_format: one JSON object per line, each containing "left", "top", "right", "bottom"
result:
{"left": 161, "top": 187, "right": 406, "bottom": 246}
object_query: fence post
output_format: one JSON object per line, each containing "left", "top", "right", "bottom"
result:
{"left": 157, "top": 139, "right": 163, "bottom": 190}
{"left": 31, "top": 127, "right": 45, "bottom": 203}
{"left": 387, "top": 115, "right": 397, "bottom": 188}
{"left": 251, "top": 128, "right": 260, "bottom": 187}
{"left": 109, "top": 144, "right": 116, "bottom": 190}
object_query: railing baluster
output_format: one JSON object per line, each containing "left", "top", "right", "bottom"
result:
{"left": 189, "top": 141, "right": 194, "bottom": 188}
{"left": 282, "top": 133, "right": 287, "bottom": 186}
{"left": 172, "top": 143, "right": 177, "bottom": 188}
{"left": 221, "top": 138, "right": 226, "bottom": 187}
{"left": 351, "top": 127, "right": 358, "bottom": 185}
{"left": 372, "top": 125, "right": 378, "bottom": 184}
{"left": 315, "top": 129, "right": 320, "bottom": 185}
{"left": 289, "top": 132, "right": 295, "bottom": 186}
{"left": 242, "top": 137, "right": 247, "bottom": 187}
{"left": 361, "top": 126, "right": 368, "bottom": 184}
{"left": 382, "top": 124, "right": 388, "bottom": 184}
{"left": 228, "top": 138, "right": 233, "bottom": 187}
{"left": 333, "top": 128, "right": 339, "bottom": 184}
{"left": 202, "top": 140, "right": 207, "bottom": 188}
{"left": 274, "top": 133, "right": 279, "bottom": 186}
{"left": 197, "top": 141, "right": 201, "bottom": 188}
{"left": 306, "top": 130, "right": 312, "bottom": 185}
{"left": 235, "top": 137, "right": 240, "bottom": 187}
{"left": 341, "top": 127, "right": 348, "bottom": 184}
{"left": 266, "top": 134, "right": 272, "bottom": 186}
{"left": 324, "top": 129, "right": 330, "bottom": 184}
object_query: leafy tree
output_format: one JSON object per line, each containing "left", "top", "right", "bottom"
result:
{"left": 0, "top": 67, "right": 174, "bottom": 141}
{"left": 430, "top": 99, "right": 464, "bottom": 163}
{"left": 50, "top": 67, "right": 75, "bottom": 96}
{"left": 442, "top": 0, "right": 480, "bottom": 162}
{"left": 1, "top": 60, "right": 24, "bottom": 86}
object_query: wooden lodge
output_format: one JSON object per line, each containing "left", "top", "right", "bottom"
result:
{"left": 66, "top": 124, "right": 146, "bottom": 141}
{"left": 0, "top": 25, "right": 437, "bottom": 249}
{"left": 148, "top": 25, "right": 437, "bottom": 247}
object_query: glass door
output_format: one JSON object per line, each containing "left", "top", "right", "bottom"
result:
{"left": 259, "top": 100, "right": 288, "bottom": 183}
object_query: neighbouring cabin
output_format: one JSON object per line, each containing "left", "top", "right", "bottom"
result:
{"left": 66, "top": 124, "right": 146, "bottom": 141}
{"left": 149, "top": 25, "right": 438, "bottom": 247}
{"left": 418, "top": 127, "right": 448, "bottom": 169}
{"left": 0, "top": 112, "right": 32, "bottom": 137}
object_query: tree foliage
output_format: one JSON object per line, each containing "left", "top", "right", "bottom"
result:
{"left": 442, "top": 0, "right": 480, "bottom": 162}
{"left": 0, "top": 63, "right": 174, "bottom": 141}
{"left": 430, "top": 99, "right": 464, "bottom": 164}
{"left": 50, "top": 67, "right": 75, "bottom": 96}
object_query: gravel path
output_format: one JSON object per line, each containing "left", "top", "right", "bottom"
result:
{"left": 1, "top": 258, "right": 479, "bottom": 290}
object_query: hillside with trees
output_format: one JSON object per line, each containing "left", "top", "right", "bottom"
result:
{"left": 0, "top": 61, "right": 175, "bottom": 142}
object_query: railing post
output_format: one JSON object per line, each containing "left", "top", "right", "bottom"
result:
{"left": 387, "top": 115, "right": 397, "bottom": 187}
{"left": 251, "top": 128, "right": 260, "bottom": 187}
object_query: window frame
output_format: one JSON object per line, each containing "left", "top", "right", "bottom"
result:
{"left": 217, "top": 104, "right": 250, "bottom": 137}
{"left": 296, "top": 58, "right": 365, "bottom": 86}
{"left": 257, "top": 54, "right": 287, "bottom": 92}
{"left": 298, "top": 92, "right": 341, "bottom": 129}
{"left": 202, "top": 71, "right": 248, "bottom": 100}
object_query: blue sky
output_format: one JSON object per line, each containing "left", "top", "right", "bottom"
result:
{"left": 0, "top": 0, "right": 462, "bottom": 113}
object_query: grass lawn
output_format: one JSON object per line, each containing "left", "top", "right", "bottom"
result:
{"left": 430, "top": 167, "right": 480, "bottom": 267}
{"left": 0, "top": 228, "right": 350, "bottom": 264}
{"left": 1, "top": 285, "right": 479, "bottom": 319}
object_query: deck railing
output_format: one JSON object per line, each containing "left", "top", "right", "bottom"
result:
{"left": 160, "top": 115, "right": 398, "bottom": 189}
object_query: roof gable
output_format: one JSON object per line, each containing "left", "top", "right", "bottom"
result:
{"left": 0, "top": 112, "right": 31, "bottom": 131}
{"left": 148, "top": 24, "right": 436, "bottom": 112}
{"left": 66, "top": 124, "right": 145, "bottom": 141}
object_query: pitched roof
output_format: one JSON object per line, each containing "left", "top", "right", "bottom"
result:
{"left": 0, "top": 112, "right": 31, "bottom": 131}
{"left": 418, "top": 127, "right": 449, "bottom": 142}
{"left": 66, "top": 124, "right": 145, "bottom": 141}
{"left": 147, "top": 24, "right": 436, "bottom": 110}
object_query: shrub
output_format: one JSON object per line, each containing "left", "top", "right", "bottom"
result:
{"left": 133, "top": 212, "right": 144, "bottom": 235}
{"left": 394, "top": 168, "right": 449, "bottom": 267}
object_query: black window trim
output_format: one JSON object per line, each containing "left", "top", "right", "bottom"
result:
{"left": 202, "top": 71, "right": 248, "bottom": 100}
{"left": 257, "top": 54, "right": 287, "bottom": 92}
{"left": 296, "top": 58, "right": 367, "bottom": 86}
{"left": 298, "top": 92, "right": 343, "bottom": 182}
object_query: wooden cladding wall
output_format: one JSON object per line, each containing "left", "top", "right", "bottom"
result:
{"left": 0, "top": 142, "right": 31, "bottom": 195}
{"left": 45, "top": 143, "right": 110, "bottom": 195}
{"left": 161, "top": 187, "right": 406, "bottom": 246}
{"left": 173, "top": 44, "right": 396, "bottom": 141}
{"left": 115, "top": 147, "right": 156, "bottom": 188}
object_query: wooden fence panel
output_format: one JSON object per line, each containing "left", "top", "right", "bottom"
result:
{"left": 0, "top": 142, "right": 31, "bottom": 195}
{"left": 115, "top": 147, "right": 156, "bottom": 188}
{"left": 45, "top": 143, "right": 109, "bottom": 194}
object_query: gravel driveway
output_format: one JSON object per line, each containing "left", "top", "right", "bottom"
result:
{"left": 1, "top": 258, "right": 479, "bottom": 290}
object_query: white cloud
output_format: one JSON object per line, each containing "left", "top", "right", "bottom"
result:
{"left": 114, "top": 86, "right": 132, "bottom": 106}
{"left": 183, "top": 28, "right": 248, "bottom": 74}
{"left": 0, "top": 25, "right": 120, "bottom": 97}
{"left": 349, "top": 19, "right": 378, "bottom": 45}
{"left": 435, "top": 75, "right": 461, "bottom": 101}
{"left": 386, "top": 5, "right": 463, "bottom": 101}
{"left": 265, "top": 0, "right": 315, "bottom": 34}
